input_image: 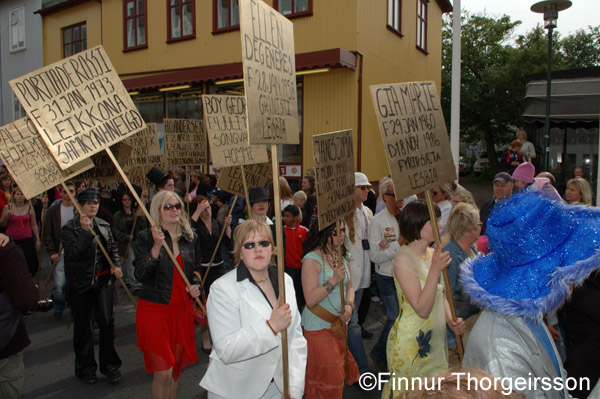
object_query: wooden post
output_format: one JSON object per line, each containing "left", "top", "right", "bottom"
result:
{"left": 186, "top": 166, "right": 191, "bottom": 216}
{"left": 336, "top": 220, "right": 350, "bottom": 382}
{"left": 104, "top": 148, "right": 207, "bottom": 314}
{"left": 240, "top": 165, "right": 252, "bottom": 217}
{"left": 121, "top": 213, "right": 139, "bottom": 267}
{"left": 60, "top": 182, "right": 137, "bottom": 308}
{"left": 424, "top": 189, "right": 464, "bottom": 360}
{"left": 270, "top": 145, "right": 290, "bottom": 399}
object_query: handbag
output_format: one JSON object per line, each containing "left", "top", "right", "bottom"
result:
{"left": 192, "top": 271, "right": 208, "bottom": 329}
{"left": 0, "top": 290, "right": 21, "bottom": 349}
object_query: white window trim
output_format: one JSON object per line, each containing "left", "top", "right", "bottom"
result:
{"left": 9, "top": 6, "right": 26, "bottom": 53}
{"left": 12, "top": 92, "right": 25, "bottom": 121}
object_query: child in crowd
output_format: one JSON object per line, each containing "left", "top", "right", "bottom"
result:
{"left": 283, "top": 205, "right": 308, "bottom": 312}
{"left": 293, "top": 191, "right": 308, "bottom": 225}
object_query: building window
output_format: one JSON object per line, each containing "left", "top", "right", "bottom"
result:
{"left": 213, "top": 0, "right": 239, "bottom": 33}
{"left": 124, "top": 0, "right": 147, "bottom": 50}
{"left": 387, "top": 0, "right": 402, "bottom": 35}
{"left": 416, "top": 0, "right": 428, "bottom": 52}
{"left": 63, "top": 22, "right": 87, "bottom": 57}
{"left": 168, "top": 0, "right": 195, "bottom": 42}
{"left": 9, "top": 6, "right": 26, "bottom": 52}
{"left": 13, "top": 93, "right": 26, "bottom": 120}
{"left": 273, "top": 0, "right": 312, "bottom": 18}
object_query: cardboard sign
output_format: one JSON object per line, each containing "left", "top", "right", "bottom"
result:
{"left": 312, "top": 130, "right": 356, "bottom": 230}
{"left": 203, "top": 95, "right": 269, "bottom": 167}
{"left": 164, "top": 118, "right": 207, "bottom": 166}
{"left": 216, "top": 162, "right": 271, "bottom": 198}
{"left": 370, "top": 81, "right": 456, "bottom": 199}
{"left": 239, "top": 0, "right": 299, "bottom": 145}
{"left": 121, "top": 123, "right": 162, "bottom": 187}
{"left": 9, "top": 45, "right": 146, "bottom": 170}
{"left": 79, "top": 142, "right": 133, "bottom": 185}
{"left": 0, "top": 117, "right": 93, "bottom": 199}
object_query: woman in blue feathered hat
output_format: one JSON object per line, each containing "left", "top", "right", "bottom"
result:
{"left": 462, "top": 193, "right": 600, "bottom": 398}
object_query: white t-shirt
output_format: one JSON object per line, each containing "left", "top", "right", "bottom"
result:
{"left": 60, "top": 203, "right": 75, "bottom": 227}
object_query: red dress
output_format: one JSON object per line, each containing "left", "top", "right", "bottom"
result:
{"left": 136, "top": 254, "right": 198, "bottom": 380}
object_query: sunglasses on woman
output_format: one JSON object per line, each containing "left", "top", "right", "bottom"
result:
{"left": 163, "top": 203, "right": 182, "bottom": 211}
{"left": 242, "top": 241, "right": 272, "bottom": 250}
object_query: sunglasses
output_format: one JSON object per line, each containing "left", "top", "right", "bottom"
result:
{"left": 432, "top": 190, "right": 439, "bottom": 196}
{"left": 357, "top": 186, "right": 370, "bottom": 191}
{"left": 383, "top": 192, "right": 396, "bottom": 198}
{"left": 163, "top": 203, "right": 182, "bottom": 211}
{"left": 242, "top": 240, "right": 272, "bottom": 250}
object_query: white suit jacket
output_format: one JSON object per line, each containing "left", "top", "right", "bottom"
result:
{"left": 200, "top": 266, "right": 307, "bottom": 399}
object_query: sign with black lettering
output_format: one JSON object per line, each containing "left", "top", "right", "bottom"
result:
{"left": 80, "top": 142, "right": 133, "bottom": 185}
{"left": 312, "top": 130, "right": 355, "bottom": 231}
{"left": 370, "top": 81, "right": 456, "bottom": 199}
{"left": 164, "top": 118, "right": 207, "bottom": 166}
{"left": 240, "top": 0, "right": 299, "bottom": 145}
{"left": 203, "top": 95, "right": 269, "bottom": 167}
{"left": 0, "top": 117, "right": 93, "bottom": 199}
{"left": 122, "top": 123, "right": 162, "bottom": 187}
{"left": 216, "top": 162, "right": 271, "bottom": 198}
{"left": 9, "top": 45, "right": 146, "bottom": 170}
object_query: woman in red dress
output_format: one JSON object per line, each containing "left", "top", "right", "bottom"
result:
{"left": 134, "top": 190, "right": 202, "bottom": 398}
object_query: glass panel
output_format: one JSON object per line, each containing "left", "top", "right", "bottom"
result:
{"left": 394, "top": 1, "right": 399, "bottom": 30}
{"left": 171, "top": 0, "right": 180, "bottom": 5}
{"left": 137, "top": 0, "right": 145, "bottom": 14}
{"left": 10, "top": 11, "right": 17, "bottom": 25}
{"left": 171, "top": 7, "right": 181, "bottom": 37}
{"left": 279, "top": 0, "right": 292, "bottom": 15}
{"left": 82, "top": 39, "right": 87, "bottom": 51}
{"left": 65, "top": 43, "right": 72, "bottom": 57}
{"left": 64, "top": 28, "right": 72, "bottom": 44}
{"left": 127, "top": 1, "right": 134, "bottom": 16}
{"left": 127, "top": 19, "right": 135, "bottom": 47}
{"left": 137, "top": 17, "right": 146, "bottom": 45}
{"left": 73, "top": 26, "right": 80, "bottom": 41}
{"left": 295, "top": 0, "right": 308, "bottom": 12}
{"left": 19, "top": 23, "right": 25, "bottom": 47}
{"left": 231, "top": 0, "right": 239, "bottom": 25}
{"left": 73, "top": 42, "right": 81, "bottom": 54}
{"left": 11, "top": 26, "right": 17, "bottom": 49}
{"left": 82, "top": 24, "right": 87, "bottom": 39}
{"left": 218, "top": 0, "right": 229, "bottom": 29}
{"left": 183, "top": 4, "right": 193, "bottom": 36}
{"left": 387, "top": 0, "right": 393, "bottom": 26}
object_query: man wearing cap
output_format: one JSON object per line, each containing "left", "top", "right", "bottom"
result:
{"left": 479, "top": 172, "right": 514, "bottom": 236}
{"left": 61, "top": 188, "right": 123, "bottom": 385}
{"left": 343, "top": 172, "right": 373, "bottom": 375}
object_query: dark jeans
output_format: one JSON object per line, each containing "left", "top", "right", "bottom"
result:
{"left": 69, "top": 279, "right": 121, "bottom": 376}
{"left": 372, "top": 273, "right": 399, "bottom": 367}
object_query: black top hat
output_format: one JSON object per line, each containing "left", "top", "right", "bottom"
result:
{"left": 146, "top": 167, "right": 169, "bottom": 188}
{"left": 76, "top": 188, "right": 100, "bottom": 203}
{"left": 248, "top": 187, "right": 270, "bottom": 205}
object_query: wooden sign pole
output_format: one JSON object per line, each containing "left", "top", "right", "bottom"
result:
{"left": 104, "top": 148, "right": 207, "bottom": 314}
{"left": 121, "top": 214, "right": 139, "bottom": 267}
{"left": 270, "top": 145, "right": 290, "bottom": 399}
{"left": 186, "top": 166, "right": 191, "bottom": 216}
{"left": 424, "top": 190, "right": 464, "bottom": 360}
{"left": 336, "top": 220, "right": 350, "bottom": 382}
{"left": 36, "top": 206, "right": 47, "bottom": 284}
{"left": 240, "top": 166, "right": 252, "bottom": 217}
{"left": 60, "top": 182, "right": 137, "bottom": 308}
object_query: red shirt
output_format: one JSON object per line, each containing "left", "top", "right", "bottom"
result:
{"left": 284, "top": 222, "right": 308, "bottom": 269}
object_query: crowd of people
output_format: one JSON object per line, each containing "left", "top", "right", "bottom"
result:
{"left": 0, "top": 152, "right": 599, "bottom": 398}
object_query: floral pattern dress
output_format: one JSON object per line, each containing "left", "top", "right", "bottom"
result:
{"left": 381, "top": 246, "right": 448, "bottom": 398}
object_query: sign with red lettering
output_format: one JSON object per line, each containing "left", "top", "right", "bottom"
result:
{"left": 240, "top": 0, "right": 299, "bottom": 145}
{"left": 370, "top": 81, "right": 456, "bottom": 199}
{"left": 9, "top": 45, "right": 146, "bottom": 170}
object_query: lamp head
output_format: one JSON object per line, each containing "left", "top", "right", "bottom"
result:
{"left": 531, "top": 0, "right": 572, "bottom": 30}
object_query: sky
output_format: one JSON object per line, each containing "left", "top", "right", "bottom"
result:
{"left": 459, "top": 0, "right": 600, "bottom": 38}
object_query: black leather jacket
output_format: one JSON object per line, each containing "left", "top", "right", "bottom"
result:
{"left": 62, "top": 215, "right": 121, "bottom": 294}
{"left": 133, "top": 228, "right": 203, "bottom": 305}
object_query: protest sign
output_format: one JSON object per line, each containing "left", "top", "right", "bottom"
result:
{"left": 370, "top": 81, "right": 456, "bottom": 199}
{"left": 0, "top": 117, "right": 93, "bottom": 199}
{"left": 216, "top": 162, "right": 271, "bottom": 198}
{"left": 79, "top": 142, "right": 133, "bottom": 185}
{"left": 163, "top": 118, "right": 207, "bottom": 166}
{"left": 239, "top": 0, "right": 299, "bottom": 145}
{"left": 203, "top": 95, "right": 269, "bottom": 167}
{"left": 9, "top": 45, "right": 146, "bottom": 170}
{"left": 121, "top": 123, "right": 162, "bottom": 187}
{"left": 312, "top": 130, "right": 355, "bottom": 231}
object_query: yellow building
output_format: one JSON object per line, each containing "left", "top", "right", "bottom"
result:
{"left": 37, "top": 0, "right": 451, "bottom": 183}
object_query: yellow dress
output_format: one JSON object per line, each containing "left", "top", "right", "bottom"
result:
{"left": 381, "top": 246, "right": 448, "bottom": 398}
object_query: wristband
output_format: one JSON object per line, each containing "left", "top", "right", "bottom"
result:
{"left": 322, "top": 280, "right": 334, "bottom": 293}
{"left": 345, "top": 301, "right": 354, "bottom": 310}
{"left": 266, "top": 319, "right": 277, "bottom": 335}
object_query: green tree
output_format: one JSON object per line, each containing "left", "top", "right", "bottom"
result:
{"left": 561, "top": 26, "right": 600, "bottom": 69}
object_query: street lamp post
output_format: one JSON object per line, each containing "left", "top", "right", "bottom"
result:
{"left": 531, "top": 0, "right": 572, "bottom": 172}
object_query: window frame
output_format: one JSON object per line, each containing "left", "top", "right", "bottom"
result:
{"left": 62, "top": 22, "right": 87, "bottom": 58}
{"left": 416, "top": 0, "right": 428, "bottom": 54}
{"left": 167, "top": 0, "right": 196, "bottom": 43}
{"left": 386, "top": 0, "right": 402, "bottom": 37}
{"left": 12, "top": 92, "right": 26, "bottom": 121}
{"left": 273, "top": 0, "right": 313, "bottom": 20}
{"left": 212, "top": 0, "right": 240, "bottom": 34}
{"left": 9, "top": 6, "right": 26, "bottom": 53}
{"left": 123, "top": 0, "right": 148, "bottom": 52}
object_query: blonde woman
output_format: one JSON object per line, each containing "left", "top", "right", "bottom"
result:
{"left": 565, "top": 177, "right": 592, "bottom": 205}
{"left": 133, "top": 190, "right": 202, "bottom": 399}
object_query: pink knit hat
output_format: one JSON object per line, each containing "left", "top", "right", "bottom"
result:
{"left": 512, "top": 162, "right": 535, "bottom": 184}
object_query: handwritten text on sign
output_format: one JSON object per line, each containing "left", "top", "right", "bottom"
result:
{"left": 80, "top": 142, "right": 133, "bottom": 185}
{"left": 164, "top": 118, "right": 207, "bottom": 166}
{"left": 240, "top": 0, "right": 299, "bottom": 145}
{"left": 217, "top": 163, "right": 271, "bottom": 198}
{"left": 9, "top": 46, "right": 146, "bottom": 169}
{"left": 0, "top": 117, "right": 93, "bottom": 199}
{"left": 313, "top": 130, "right": 355, "bottom": 230}
{"left": 370, "top": 81, "right": 456, "bottom": 199}
{"left": 203, "top": 95, "right": 269, "bottom": 167}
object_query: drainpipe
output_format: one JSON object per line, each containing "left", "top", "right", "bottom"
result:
{"left": 352, "top": 51, "right": 364, "bottom": 172}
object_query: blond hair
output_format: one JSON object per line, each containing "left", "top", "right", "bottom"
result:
{"left": 150, "top": 191, "right": 194, "bottom": 240}
{"left": 232, "top": 220, "right": 275, "bottom": 266}
{"left": 446, "top": 203, "right": 480, "bottom": 240}
{"left": 452, "top": 190, "right": 478, "bottom": 209}
{"left": 293, "top": 190, "right": 307, "bottom": 202}
{"left": 567, "top": 177, "right": 592, "bottom": 205}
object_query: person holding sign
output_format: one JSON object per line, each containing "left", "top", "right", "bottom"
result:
{"left": 382, "top": 200, "right": 466, "bottom": 398}
{"left": 133, "top": 190, "right": 202, "bottom": 398}
{"left": 200, "top": 220, "right": 307, "bottom": 399}
{"left": 301, "top": 220, "right": 359, "bottom": 398}
{"left": 61, "top": 188, "right": 124, "bottom": 385}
